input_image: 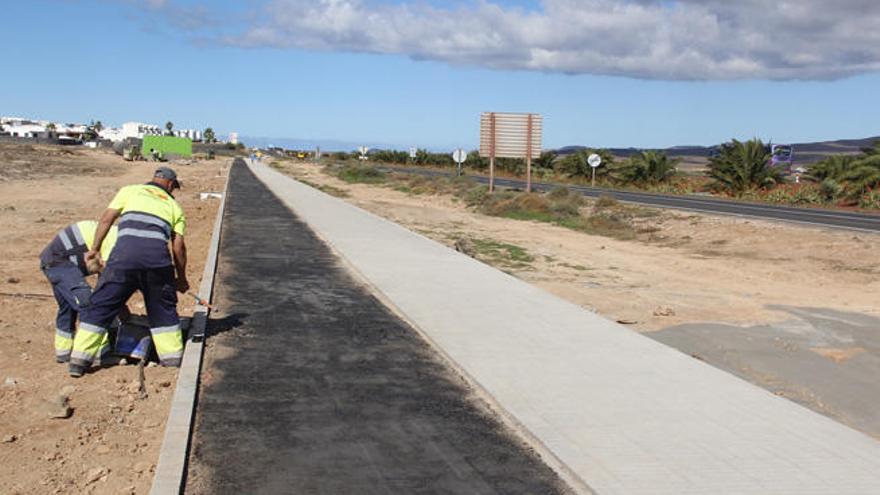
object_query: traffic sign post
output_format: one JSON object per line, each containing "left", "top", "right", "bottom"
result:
{"left": 588, "top": 153, "right": 602, "bottom": 187}
{"left": 452, "top": 148, "right": 467, "bottom": 177}
{"left": 409, "top": 147, "right": 417, "bottom": 163}
{"left": 479, "top": 112, "right": 542, "bottom": 194}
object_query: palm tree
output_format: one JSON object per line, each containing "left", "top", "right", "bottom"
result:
{"left": 556, "top": 149, "right": 615, "bottom": 179}
{"left": 807, "top": 141, "right": 880, "bottom": 198}
{"left": 414, "top": 148, "right": 429, "bottom": 165}
{"left": 533, "top": 150, "right": 557, "bottom": 170}
{"left": 165, "top": 121, "right": 174, "bottom": 135}
{"left": 807, "top": 154, "right": 858, "bottom": 182}
{"left": 842, "top": 153, "right": 880, "bottom": 196}
{"left": 466, "top": 150, "right": 487, "bottom": 170}
{"left": 203, "top": 127, "right": 215, "bottom": 143}
{"left": 616, "top": 150, "right": 679, "bottom": 185}
{"left": 707, "top": 138, "right": 782, "bottom": 195}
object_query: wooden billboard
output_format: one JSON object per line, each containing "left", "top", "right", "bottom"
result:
{"left": 479, "top": 112, "right": 542, "bottom": 191}
{"left": 479, "top": 112, "right": 542, "bottom": 159}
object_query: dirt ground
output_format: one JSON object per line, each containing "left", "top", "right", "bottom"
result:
{"left": 275, "top": 159, "right": 880, "bottom": 435}
{"left": 279, "top": 160, "right": 879, "bottom": 331}
{"left": 0, "top": 142, "right": 229, "bottom": 494}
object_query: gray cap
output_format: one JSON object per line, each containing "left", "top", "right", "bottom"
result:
{"left": 154, "top": 167, "right": 181, "bottom": 189}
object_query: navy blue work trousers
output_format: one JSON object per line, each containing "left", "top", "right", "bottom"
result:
{"left": 42, "top": 264, "right": 91, "bottom": 334}
{"left": 81, "top": 264, "right": 179, "bottom": 333}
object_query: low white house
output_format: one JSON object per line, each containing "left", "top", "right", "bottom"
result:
{"left": 172, "top": 128, "right": 202, "bottom": 141}
{"left": 57, "top": 124, "right": 87, "bottom": 139}
{"left": 122, "top": 122, "right": 161, "bottom": 139}
{"left": 99, "top": 128, "right": 125, "bottom": 142}
{"left": 5, "top": 123, "right": 47, "bottom": 138}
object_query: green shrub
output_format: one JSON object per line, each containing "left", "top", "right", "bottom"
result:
{"left": 615, "top": 150, "right": 679, "bottom": 185}
{"left": 858, "top": 190, "right": 880, "bottom": 209}
{"left": 546, "top": 186, "right": 575, "bottom": 201}
{"left": 461, "top": 185, "right": 489, "bottom": 206}
{"left": 336, "top": 165, "right": 386, "bottom": 184}
{"left": 594, "top": 195, "right": 619, "bottom": 209}
{"left": 819, "top": 179, "right": 843, "bottom": 202}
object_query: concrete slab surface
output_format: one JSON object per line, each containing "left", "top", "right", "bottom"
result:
{"left": 250, "top": 160, "right": 880, "bottom": 495}
{"left": 152, "top": 165, "right": 229, "bottom": 495}
{"left": 652, "top": 305, "right": 880, "bottom": 438}
{"left": 185, "top": 161, "right": 570, "bottom": 494}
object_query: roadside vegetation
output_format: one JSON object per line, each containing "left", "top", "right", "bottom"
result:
{"left": 454, "top": 237, "right": 535, "bottom": 270}
{"left": 321, "top": 138, "right": 880, "bottom": 210}
{"left": 323, "top": 162, "right": 662, "bottom": 241}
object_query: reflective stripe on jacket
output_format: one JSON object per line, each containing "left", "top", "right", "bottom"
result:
{"left": 39, "top": 221, "right": 119, "bottom": 275}
{"left": 105, "top": 183, "right": 186, "bottom": 269}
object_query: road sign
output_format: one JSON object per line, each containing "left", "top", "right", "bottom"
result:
{"left": 452, "top": 148, "right": 467, "bottom": 177}
{"left": 409, "top": 147, "right": 417, "bottom": 159}
{"left": 587, "top": 154, "right": 602, "bottom": 187}
{"left": 452, "top": 149, "right": 467, "bottom": 164}
{"left": 479, "top": 112, "right": 543, "bottom": 193}
{"left": 479, "top": 112, "right": 542, "bottom": 160}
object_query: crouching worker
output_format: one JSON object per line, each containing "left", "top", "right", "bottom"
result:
{"left": 40, "top": 220, "right": 121, "bottom": 363}
{"left": 69, "top": 167, "right": 190, "bottom": 378}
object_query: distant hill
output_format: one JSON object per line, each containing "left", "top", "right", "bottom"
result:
{"left": 555, "top": 136, "right": 880, "bottom": 166}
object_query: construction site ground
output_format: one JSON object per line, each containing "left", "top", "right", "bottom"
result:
{"left": 0, "top": 142, "right": 229, "bottom": 494}
{"left": 274, "top": 158, "right": 880, "bottom": 439}
{"left": 185, "top": 160, "right": 569, "bottom": 494}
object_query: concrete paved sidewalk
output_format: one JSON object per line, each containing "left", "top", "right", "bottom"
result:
{"left": 186, "top": 161, "right": 569, "bottom": 494}
{"left": 251, "top": 161, "right": 880, "bottom": 495}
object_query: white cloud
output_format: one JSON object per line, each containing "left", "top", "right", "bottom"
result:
{"left": 141, "top": 0, "right": 168, "bottom": 9}
{"left": 217, "top": 0, "right": 880, "bottom": 80}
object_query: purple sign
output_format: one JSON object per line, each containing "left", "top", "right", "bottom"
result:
{"left": 770, "top": 144, "right": 793, "bottom": 170}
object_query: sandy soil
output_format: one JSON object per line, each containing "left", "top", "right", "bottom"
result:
{"left": 278, "top": 160, "right": 880, "bottom": 332}
{"left": 0, "top": 142, "right": 229, "bottom": 494}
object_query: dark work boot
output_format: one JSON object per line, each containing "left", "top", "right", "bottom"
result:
{"left": 68, "top": 363, "right": 85, "bottom": 378}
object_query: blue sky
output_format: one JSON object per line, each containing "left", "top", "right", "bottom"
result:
{"left": 2, "top": 0, "right": 879, "bottom": 150}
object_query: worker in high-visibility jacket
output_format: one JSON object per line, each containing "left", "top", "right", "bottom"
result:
{"left": 40, "top": 220, "right": 120, "bottom": 363}
{"left": 69, "top": 167, "right": 190, "bottom": 377}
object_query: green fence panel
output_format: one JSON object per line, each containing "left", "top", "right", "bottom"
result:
{"left": 142, "top": 135, "right": 193, "bottom": 159}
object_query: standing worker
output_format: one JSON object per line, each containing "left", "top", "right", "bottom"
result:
{"left": 40, "top": 220, "right": 121, "bottom": 363}
{"left": 69, "top": 167, "right": 189, "bottom": 377}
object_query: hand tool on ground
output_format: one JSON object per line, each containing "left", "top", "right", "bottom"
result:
{"left": 187, "top": 291, "right": 215, "bottom": 309}
{"left": 137, "top": 358, "right": 147, "bottom": 399}
{"left": 0, "top": 291, "right": 55, "bottom": 300}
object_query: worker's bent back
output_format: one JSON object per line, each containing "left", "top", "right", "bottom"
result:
{"left": 108, "top": 183, "right": 186, "bottom": 269}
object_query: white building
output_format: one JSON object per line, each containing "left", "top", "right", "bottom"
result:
{"left": 228, "top": 132, "right": 239, "bottom": 144}
{"left": 172, "top": 128, "right": 201, "bottom": 141}
{"left": 121, "top": 122, "right": 161, "bottom": 140}
{"left": 99, "top": 128, "right": 125, "bottom": 142}
{"left": 4, "top": 123, "right": 46, "bottom": 138}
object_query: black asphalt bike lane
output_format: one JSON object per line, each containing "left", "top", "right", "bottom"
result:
{"left": 185, "top": 160, "right": 571, "bottom": 494}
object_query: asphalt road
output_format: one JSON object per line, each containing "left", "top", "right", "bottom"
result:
{"left": 185, "top": 160, "right": 571, "bottom": 494}
{"left": 382, "top": 166, "right": 880, "bottom": 232}
{"left": 651, "top": 305, "right": 880, "bottom": 439}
